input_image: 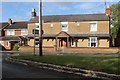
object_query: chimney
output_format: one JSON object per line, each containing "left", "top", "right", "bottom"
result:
{"left": 32, "top": 8, "right": 36, "bottom": 18}
{"left": 106, "top": 5, "right": 111, "bottom": 15}
{"left": 8, "top": 18, "right": 12, "bottom": 25}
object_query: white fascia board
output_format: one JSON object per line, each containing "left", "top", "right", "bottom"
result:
{"left": 4, "top": 29, "right": 27, "bottom": 30}
{"left": 89, "top": 21, "right": 97, "bottom": 23}
{"left": 35, "top": 23, "right": 39, "bottom": 25}
{"left": 61, "top": 22, "right": 68, "bottom": 24}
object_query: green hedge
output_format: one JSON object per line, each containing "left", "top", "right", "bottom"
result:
{"left": 13, "top": 44, "right": 19, "bottom": 51}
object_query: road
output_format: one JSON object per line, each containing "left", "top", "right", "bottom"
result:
{"left": 1, "top": 52, "right": 108, "bottom": 80}
{"left": 2, "top": 52, "right": 82, "bottom": 78}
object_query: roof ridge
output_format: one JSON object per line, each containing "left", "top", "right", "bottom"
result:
{"left": 39, "top": 13, "right": 106, "bottom": 17}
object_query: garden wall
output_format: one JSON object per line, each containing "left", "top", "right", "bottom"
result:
{"left": 19, "top": 46, "right": 120, "bottom": 54}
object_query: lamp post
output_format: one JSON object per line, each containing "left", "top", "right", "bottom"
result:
{"left": 39, "top": 0, "right": 43, "bottom": 56}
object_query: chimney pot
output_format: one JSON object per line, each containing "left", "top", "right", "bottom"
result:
{"left": 32, "top": 8, "right": 35, "bottom": 12}
{"left": 8, "top": 18, "right": 12, "bottom": 25}
{"left": 106, "top": 5, "right": 111, "bottom": 15}
{"left": 32, "top": 8, "right": 36, "bottom": 18}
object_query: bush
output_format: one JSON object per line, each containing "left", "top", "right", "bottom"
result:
{"left": 13, "top": 44, "right": 19, "bottom": 51}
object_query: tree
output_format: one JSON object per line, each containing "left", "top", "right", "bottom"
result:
{"left": 110, "top": 3, "right": 120, "bottom": 38}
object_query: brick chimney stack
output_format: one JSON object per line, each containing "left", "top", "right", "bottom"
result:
{"left": 8, "top": 18, "right": 12, "bottom": 25}
{"left": 106, "top": 5, "right": 111, "bottom": 15}
{"left": 32, "top": 8, "right": 36, "bottom": 18}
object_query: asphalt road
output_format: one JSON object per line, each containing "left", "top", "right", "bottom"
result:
{"left": 2, "top": 52, "right": 82, "bottom": 78}
{"left": 1, "top": 52, "right": 109, "bottom": 80}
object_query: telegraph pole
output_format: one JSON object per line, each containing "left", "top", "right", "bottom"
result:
{"left": 39, "top": 0, "right": 43, "bottom": 56}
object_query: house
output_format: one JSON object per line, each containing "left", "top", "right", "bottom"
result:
{"left": 0, "top": 6, "right": 112, "bottom": 51}
{"left": 27, "top": 7, "right": 111, "bottom": 51}
{"left": 0, "top": 19, "right": 28, "bottom": 50}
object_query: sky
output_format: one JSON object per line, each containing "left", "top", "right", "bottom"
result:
{"left": 0, "top": 0, "right": 119, "bottom": 22}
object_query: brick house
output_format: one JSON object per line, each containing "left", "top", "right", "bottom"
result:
{"left": 0, "top": 6, "right": 112, "bottom": 51}
{"left": 27, "top": 7, "right": 111, "bottom": 51}
{"left": 0, "top": 19, "right": 28, "bottom": 50}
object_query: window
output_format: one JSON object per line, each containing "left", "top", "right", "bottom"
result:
{"left": 35, "top": 38, "right": 39, "bottom": 47}
{"left": 71, "top": 38, "right": 76, "bottom": 47}
{"left": 50, "top": 24, "right": 53, "bottom": 27}
{"left": 90, "top": 23, "right": 97, "bottom": 31}
{"left": 35, "top": 38, "right": 39, "bottom": 42}
{"left": 61, "top": 22, "right": 68, "bottom": 32}
{"left": 77, "top": 22, "right": 79, "bottom": 26}
{"left": 35, "top": 23, "right": 39, "bottom": 29}
{"left": 32, "top": 29, "right": 39, "bottom": 35}
{"left": 21, "top": 29, "right": 28, "bottom": 35}
{"left": 6, "top": 41, "right": 9, "bottom": 47}
{"left": 89, "top": 37, "right": 97, "bottom": 47}
{"left": 7, "top": 30, "right": 14, "bottom": 35}
{"left": 36, "top": 25, "right": 39, "bottom": 28}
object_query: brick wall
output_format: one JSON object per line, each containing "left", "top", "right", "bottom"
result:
{"left": 19, "top": 46, "right": 119, "bottom": 53}
{"left": 19, "top": 46, "right": 56, "bottom": 53}
{"left": 64, "top": 47, "right": 119, "bottom": 53}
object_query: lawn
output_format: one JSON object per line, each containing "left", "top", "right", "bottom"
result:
{"left": 12, "top": 54, "right": 120, "bottom": 75}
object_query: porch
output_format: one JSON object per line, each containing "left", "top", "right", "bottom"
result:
{"left": 2, "top": 36, "right": 27, "bottom": 50}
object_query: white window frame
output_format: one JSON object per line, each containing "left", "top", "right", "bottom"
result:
{"left": 6, "top": 41, "right": 9, "bottom": 47}
{"left": 61, "top": 22, "right": 68, "bottom": 32}
{"left": 50, "top": 24, "right": 53, "bottom": 27}
{"left": 21, "top": 29, "right": 28, "bottom": 35}
{"left": 35, "top": 23, "right": 40, "bottom": 34}
{"left": 7, "top": 29, "right": 14, "bottom": 35}
{"left": 35, "top": 37, "right": 39, "bottom": 47}
{"left": 89, "top": 37, "right": 97, "bottom": 47}
{"left": 77, "top": 22, "right": 80, "bottom": 26}
{"left": 90, "top": 22, "right": 97, "bottom": 32}
{"left": 71, "top": 38, "right": 76, "bottom": 47}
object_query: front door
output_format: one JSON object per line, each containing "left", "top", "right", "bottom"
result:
{"left": 59, "top": 39, "right": 67, "bottom": 47}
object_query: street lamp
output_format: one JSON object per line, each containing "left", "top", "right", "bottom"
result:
{"left": 39, "top": 0, "right": 43, "bottom": 56}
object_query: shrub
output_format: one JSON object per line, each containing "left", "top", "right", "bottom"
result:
{"left": 13, "top": 44, "right": 19, "bottom": 51}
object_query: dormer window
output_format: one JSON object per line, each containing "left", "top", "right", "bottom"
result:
{"left": 61, "top": 22, "right": 68, "bottom": 32}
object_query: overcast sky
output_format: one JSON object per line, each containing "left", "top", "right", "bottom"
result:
{"left": 0, "top": 0, "right": 119, "bottom": 22}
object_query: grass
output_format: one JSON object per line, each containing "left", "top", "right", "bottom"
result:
{"left": 12, "top": 54, "right": 120, "bottom": 75}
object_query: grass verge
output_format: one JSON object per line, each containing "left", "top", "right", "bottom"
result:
{"left": 12, "top": 55, "right": 120, "bottom": 75}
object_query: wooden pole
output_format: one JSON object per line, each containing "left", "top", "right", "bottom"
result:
{"left": 39, "top": 0, "right": 43, "bottom": 56}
